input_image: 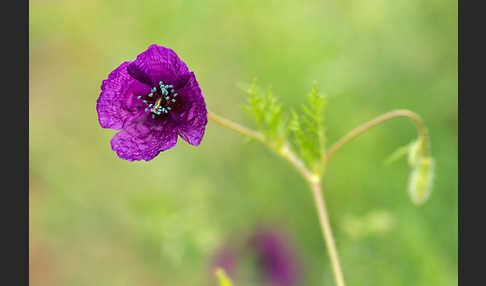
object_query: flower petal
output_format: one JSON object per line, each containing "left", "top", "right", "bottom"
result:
{"left": 127, "top": 62, "right": 153, "bottom": 86}
{"left": 110, "top": 117, "right": 178, "bottom": 161}
{"left": 173, "top": 73, "right": 192, "bottom": 90}
{"left": 129, "top": 44, "right": 190, "bottom": 86}
{"left": 174, "top": 73, "right": 208, "bottom": 146}
{"left": 97, "top": 62, "right": 150, "bottom": 130}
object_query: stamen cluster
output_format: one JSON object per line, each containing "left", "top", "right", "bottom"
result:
{"left": 137, "top": 81, "right": 178, "bottom": 119}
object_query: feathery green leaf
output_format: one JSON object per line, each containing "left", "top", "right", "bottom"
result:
{"left": 244, "top": 79, "right": 287, "bottom": 148}
{"left": 288, "top": 82, "right": 327, "bottom": 172}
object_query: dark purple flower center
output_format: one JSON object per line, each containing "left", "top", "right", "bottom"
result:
{"left": 136, "top": 81, "right": 179, "bottom": 119}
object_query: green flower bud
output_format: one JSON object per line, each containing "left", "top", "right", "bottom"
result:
{"left": 408, "top": 157, "right": 435, "bottom": 205}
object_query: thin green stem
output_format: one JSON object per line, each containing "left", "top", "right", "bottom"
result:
{"left": 309, "top": 179, "right": 346, "bottom": 286}
{"left": 208, "top": 112, "right": 265, "bottom": 144}
{"left": 324, "top": 109, "right": 430, "bottom": 166}
{"left": 278, "top": 142, "right": 314, "bottom": 181}
{"left": 208, "top": 110, "right": 346, "bottom": 286}
{"left": 208, "top": 111, "right": 311, "bottom": 180}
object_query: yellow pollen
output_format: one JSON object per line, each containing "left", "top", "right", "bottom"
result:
{"left": 152, "top": 98, "right": 162, "bottom": 113}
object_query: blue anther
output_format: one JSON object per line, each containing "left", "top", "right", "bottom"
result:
{"left": 168, "top": 85, "right": 173, "bottom": 88}
{"left": 137, "top": 96, "right": 142, "bottom": 99}
{"left": 152, "top": 87, "right": 157, "bottom": 92}
{"left": 171, "top": 89, "right": 175, "bottom": 93}
{"left": 165, "top": 96, "right": 170, "bottom": 100}
{"left": 145, "top": 108, "right": 148, "bottom": 112}
{"left": 149, "top": 104, "right": 153, "bottom": 107}
{"left": 173, "top": 93, "right": 178, "bottom": 97}
{"left": 167, "top": 107, "right": 171, "bottom": 110}
{"left": 152, "top": 114, "right": 155, "bottom": 119}
{"left": 159, "top": 81, "right": 163, "bottom": 85}
{"left": 143, "top": 100, "right": 147, "bottom": 103}
{"left": 148, "top": 93, "right": 153, "bottom": 97}
{"left": 171, "top": 99, "right": 176, "bottom": 102}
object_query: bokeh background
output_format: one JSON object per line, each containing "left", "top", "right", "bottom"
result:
{"left": 29, "top": 0, "right": 457, "bottom": 285}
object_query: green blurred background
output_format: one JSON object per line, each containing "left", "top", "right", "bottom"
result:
{"left": 29, "top": 0, "right": 457, "bottom": 285}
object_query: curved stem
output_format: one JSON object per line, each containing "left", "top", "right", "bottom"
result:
{"left": 278, "top": 142, "right": 314, "bottom": 180}
{"left": 208, "top": 111, "right": 311, "bottom": 180}
{"left": 309, "top": 179, "right": 346, "bottom": 286}
{"left": 324, "top": 109, "right": 430, "bottom": 165}
{"left": 208, "top": 111, "right": 265, "bottom": 144}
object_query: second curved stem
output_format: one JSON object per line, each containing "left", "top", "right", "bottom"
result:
{"left": 324, "top": 109, "right": 429, "bottom": 165}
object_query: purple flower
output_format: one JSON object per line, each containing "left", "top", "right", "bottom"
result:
{"left": 97, "top": 44, "right": 207, "bottom": 161}
{"left": 250, "top": 227, "right": 301, "bottom": 286}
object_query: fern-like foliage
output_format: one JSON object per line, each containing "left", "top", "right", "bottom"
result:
{"left": 288, "top": 83, "right": 326, "bottom": 173}
{"left": 243, "top": 80, "right": 327, "bottom": 173}
{"left": 244, "top": 79, "right": 287, "bottom": 148}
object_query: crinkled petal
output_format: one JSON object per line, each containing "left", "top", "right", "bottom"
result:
{"left": 127, "top": 62, "right": 153, "bottom": 86}
{"left": 173, "top": 73, "right": 192, "bottom": 90}
{"left": 110, "top": 117, "right": 178, "bottom": 161}
{"left": 97, "top": 62, "right": 150, "bottom": 130}
{"left": 129, "top": 44, "right": 190, "bottom": 86}
{"left": 172, "top": 73, "right": 207, "bottom": 146}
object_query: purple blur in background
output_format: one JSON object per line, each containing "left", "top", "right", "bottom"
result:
{"left": 250, "top": 227, "right": 301, "bottom": 286}
{"left": 212, "top": 226, "right": 302, "bottom": 286}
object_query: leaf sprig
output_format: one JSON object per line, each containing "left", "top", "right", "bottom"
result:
{"left": 244, "top": 79, "right": 287, "bottom": 149}
{"left": 244, "top": 80, "right": 327, "bottom": 174}
{"left": 289, "top": 82, "right": 327, "bottom": 173}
